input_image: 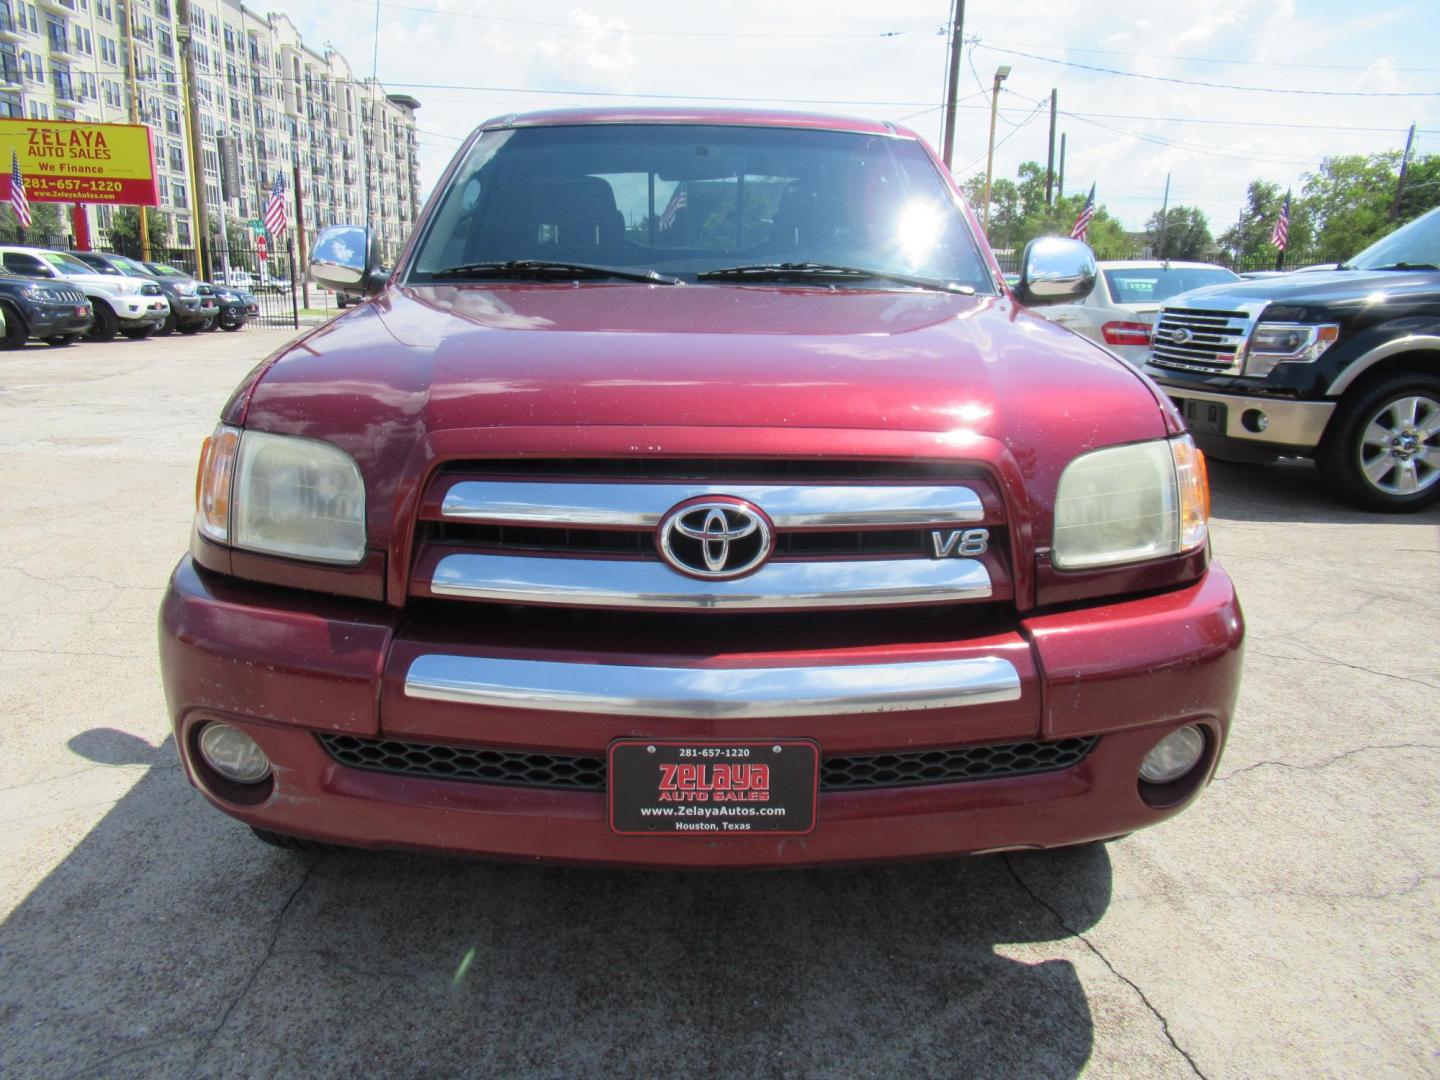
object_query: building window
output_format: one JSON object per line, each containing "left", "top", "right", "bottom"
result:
{"left": 0, "top": 91, "right": 20, "bottom": 118}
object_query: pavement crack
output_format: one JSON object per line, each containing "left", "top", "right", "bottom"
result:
{"left": 1002, "top": 854, "right": 1208, "bottom": 1080}
{"left": 1247, "top": 647, "right": 1440, "bottom": 691}
{"left": 1217, "top": 742, "right": 1440, "bottom": 782}
{"left": 188, "top": 854, "right": 321, "bottom": 1075}
{"left": 60, "top": 1034, "right": 195, "bottom": 1079}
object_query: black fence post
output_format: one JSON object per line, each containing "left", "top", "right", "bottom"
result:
{"left": 288, "top": 238, "right": 299, "bottom": 330}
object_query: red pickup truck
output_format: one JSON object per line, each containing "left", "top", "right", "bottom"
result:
{"left": 159, "top": 109, "right": 1243, "bottom": 867}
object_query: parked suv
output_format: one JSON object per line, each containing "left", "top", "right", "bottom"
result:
{"left": 69, "top": 251, "right": 215, "bottom": 335}
{"left": 0, "top": 246, "right": 168, "bottom": 341}
{"left": 0, "top": 267, "right": 92, "bottom": 347}
{"left": 160, "top": 109, "right": 1243, "bottom": 867}
{"left": 1144, "top": 205, "right": 1440, "bottom": 511}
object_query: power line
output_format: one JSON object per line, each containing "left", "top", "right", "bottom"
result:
{"left": 976, "top": 43, "right": 1440, "bottom": 97}
{"left": 1063, "top": 110, "right": 1320, "bottom": 166}
{"left": 330, "top": 0, "right": 945, "bottom": 40}
{"left": 980, "top": 37, "right": 1440, "bottom": 74}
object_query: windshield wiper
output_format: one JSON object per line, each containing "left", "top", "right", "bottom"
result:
{"left": 696, "top": 262, "right": 975, "bottom": 294}
{"left": 427, "top": 260, "right": 683, "bottom": 285}
{"left": 1361, "top": 261, "right": 1440, "bottom": 272}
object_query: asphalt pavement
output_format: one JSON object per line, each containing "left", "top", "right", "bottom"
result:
{"left": 1, "top": 328, "right": 1436, "bottom": 1079}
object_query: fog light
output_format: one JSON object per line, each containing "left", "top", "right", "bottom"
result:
{"left": 198, "top": 723, "right": 272, "bottom": 783}
{"left": 1139, "top": 726, "right": 1206, "bottom": 784}
{"left": 1241, "top": 409, "right": 1269, "bottom": 433}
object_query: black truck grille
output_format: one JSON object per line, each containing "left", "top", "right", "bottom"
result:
{"left": 317, "top": 733, "right": 1097, "bottom": 792}
{"left": 1149, "top": 307, "right": 1250, "bottom": 373}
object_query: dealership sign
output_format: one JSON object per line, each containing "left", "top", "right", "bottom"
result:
{"left": 0, "top": 119, "right": 158, "bottom": 206}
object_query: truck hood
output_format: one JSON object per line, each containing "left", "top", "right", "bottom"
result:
{"left": 1176, "top": 268, "right": 1440, "bottom": 310}
{"left": 236, "top": 284, "right": 1173, "bottom": 545}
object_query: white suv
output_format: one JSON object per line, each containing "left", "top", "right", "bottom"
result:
{"left": 0, "top": 246, "right": 169, "bottom": 341}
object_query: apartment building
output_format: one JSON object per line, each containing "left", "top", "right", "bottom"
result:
{"left": 0, "top": 0, "right": 421, "bottom": 257}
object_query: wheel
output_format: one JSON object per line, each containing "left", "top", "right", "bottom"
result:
{"left": 178, "top": 320, "right": 203, "bottom": 335}
{"left": 85, "top": 301, "right": 118, "bottom": 342}
{"left": 119, "top": 325, "right": 154, "bottom": 340}
{"left": 0, "top": 304, "right": 27, "bottom": 349}
{"left": 43, "top": 334, "right": 76, "bottom": 346}
{"left": 220, "top": 314, "right": 245, "bottom": 332}
{"left": 1318, "top": 372, "right": 1440, "bottom": 512}
{"left": 250, "top": 827, "right": 341, "bottom": 853}
{"left": 156, "top": 311, "right": 177, "bottom": 336}
{"left": 203, "top": 315, "right": 221, "bottom": 331}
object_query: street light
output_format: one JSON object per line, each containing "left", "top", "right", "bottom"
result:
{"left": 981, "top": 64, "right": 1012, "bottom": 237}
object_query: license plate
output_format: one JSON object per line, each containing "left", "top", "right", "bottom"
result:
{"left": 609, "top": 739, "right": 818, "bottom": 836}
{"left": 1172, "top": 396, "right": 1228, "bottom": 435}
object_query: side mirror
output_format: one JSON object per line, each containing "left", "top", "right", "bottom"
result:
{"left": 1015, "top": 236, "right": 1097, "bottom": 307}
{"left": 310, "top": 224, "right": 387, "bottom": 297}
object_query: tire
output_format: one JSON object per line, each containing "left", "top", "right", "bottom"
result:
{"left": 86, "top": 300, "right": 118, "bottom": 342}
{"left": 119, "top": 325, "right": 154, "bottom": 340}
{"left": 250, "top": 827, "right": 341, "bottom": 853}
{"left": 157, "top": 311, "right": 177, "bottom": 336}
{"left": 220, "top": 315, "right": 245, "bottom": 332}
{"left": 1318, "top": 372, "right": 1440, "bottom": 512}
{"left": 0, "top": 304, "right": 27, "bottom": 349}
{"left": 43, "top": 334, "right": 74, "bottom": 346}
{"left": 203, "top": 316, "right": 221, "bottom": 331}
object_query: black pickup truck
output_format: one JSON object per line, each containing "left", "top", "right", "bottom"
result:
{"left": 1144, "top": 205, "right": 1440, "bottom": 511}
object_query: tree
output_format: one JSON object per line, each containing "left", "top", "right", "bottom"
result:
{"left": 106, "top": 206, "right": 172, "bottom": 256}
{"left": 0, "top": 202, "right": 64, "bottom": 245}
{"left": 210, "top": 216, "right": 255, "bottom": 272}
{"left": 1298, "top": 152, "right": 1440, "bottom": 258}
{"left": 1146, "top": 206, "right": 1213, "bottom": 260}
{"left": 1218, "top": 181, "right": 1311, "bottom": 264}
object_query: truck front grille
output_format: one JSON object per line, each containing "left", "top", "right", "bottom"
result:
{"left": 1149, "top": 306, "right": 1253, "bottom": 374}
{"left": 317, "top": 733, "right": 1097, "bottom": 792}
{"left": 410, "top": 460, "right": 1010, "bottom": 612}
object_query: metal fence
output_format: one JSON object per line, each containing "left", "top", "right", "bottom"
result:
{"left": 992, "top": 246, "right": 1347, "bottom": 276}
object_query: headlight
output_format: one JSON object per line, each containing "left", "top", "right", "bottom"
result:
{"left": 171, "top": 281, "right": 198, "bottom": 296}
{"left": 20, "top": 286, "right": 47, "bottom": 301}
{"left": 1243, "top": 322, "right": 1340, "bottom": 377}
{"left": 1052, "top": 435, "right": 1209, "bottom": 569}
{"left": 195, "top": 424, "right": 367, "bottom": 564}
{"left": 113, "top": 280, "right": 140, "bottom": 295}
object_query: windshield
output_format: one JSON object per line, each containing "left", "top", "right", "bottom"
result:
{"left": 109, "top": 255, "right": 150, "bottom": 276}
{"left": 145, "top": 262, "right": 186, "bottom": 277}
{"left": 40, "top": 251, "right": 97, "bottom": 276}
{"left": 409, "top": 124, "right": 991, "bottom": 290}
{"left": 1103, "top": 266, "right": 1239, "bottom": 304}
{"left": 1348, "top": 205, "right": 1440, "bottom": 270}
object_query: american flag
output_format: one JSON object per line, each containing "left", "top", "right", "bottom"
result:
{"left": 658, "top": 182, "right": 687, "bottom": 231}
{"left": 1271, "top": 190, "right": 1291, "bottom": 250}
{"left": 1069, "top": 183, "right": 1095, "bottom": 242}
{"left": 263, "top": 172, "right": 288, "bottom": 237}
{"left": 10, "top": 149, "right": 30, "bottom": 230}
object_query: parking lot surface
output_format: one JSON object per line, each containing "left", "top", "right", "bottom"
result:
{"left": 1, "top": 330, "right": 1436, "bottom": 1078}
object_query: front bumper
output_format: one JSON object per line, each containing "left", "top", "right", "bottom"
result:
{"left": 25, "top": 302, "right": 92, "bottom": 336}
{"left": 159, "top": 558, "right": 1244, "bottom": 867}
{"left": 1146, "top": 371, "right": 1335, "bottom": 450}
{"left": 116, "top": 297, "right": 170, "bottom": 324}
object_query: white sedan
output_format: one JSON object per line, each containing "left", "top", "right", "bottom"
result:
{"left": 1045, "top": 260, "right": 1241, "bottom": 365}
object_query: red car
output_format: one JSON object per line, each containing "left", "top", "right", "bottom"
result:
{"left": 159, "top": 109, "right": 1243, "bottom": 867}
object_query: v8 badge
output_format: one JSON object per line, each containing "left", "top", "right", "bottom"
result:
{"left": 931, "top": 528, "right": 989, "bottom": 558}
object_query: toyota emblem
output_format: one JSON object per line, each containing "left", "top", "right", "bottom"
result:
{"left": 657, "top": 499, "right": 773, "bottom": 579}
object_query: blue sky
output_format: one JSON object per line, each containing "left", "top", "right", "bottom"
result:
{"left": 285, "top": 0, "right": 1438, "bottom": 232}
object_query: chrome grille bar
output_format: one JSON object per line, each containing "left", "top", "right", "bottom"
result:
{"left": 439, "top": 481, "right": 985, "bottom": 529}
{"left": 427, "top": 552, "right": 992, "bottom": 609}
{"left": 404, "top": 654, "right": 1022, "bottom": 717}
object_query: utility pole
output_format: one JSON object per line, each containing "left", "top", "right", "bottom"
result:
{"left": 1392, "top": 123, "right": 1416, "bottom": 221}
{"left": 118, "top": 0, "right": 148, "bottom": 258}
{"left": 1058, "top": 133, "right": 1066, "bottom": 199}
{"left": 1156, "top": 172, "right": 1171, "bottom": 258}
{"left": 939, "top": 0, "right": 966, "bottom": 170}
{"left": 981, "top": 65, "right": 1011, "bottom": 236}
{"left": 176, "top": 4, "right": 211, "bottom": 280}
{"left": 1045, "top": 89, "right": 1057, "bottom": 206}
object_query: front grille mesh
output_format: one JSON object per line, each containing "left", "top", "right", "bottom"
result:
{"left": 317, "top": 733, "right": 1097, "bottom": 792}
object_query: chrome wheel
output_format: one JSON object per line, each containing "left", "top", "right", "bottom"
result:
{"left": 1357, "top": 394, "right": 1440, "bottom": 496}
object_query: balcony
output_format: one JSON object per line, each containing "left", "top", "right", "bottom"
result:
{"left": 36, "top": 0, "right": 75, "bottom": 13}
{"left": 0, "top": 60, "right": 20, "bottom": 89}
{"left": 0, "top": 10, "right": 21, "bottom": 41}
{"left": 51, "top": 78, "right": 80, "bottom": 106}
{"left": 46, "top": 29, "right": 80, "bottom": 61}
